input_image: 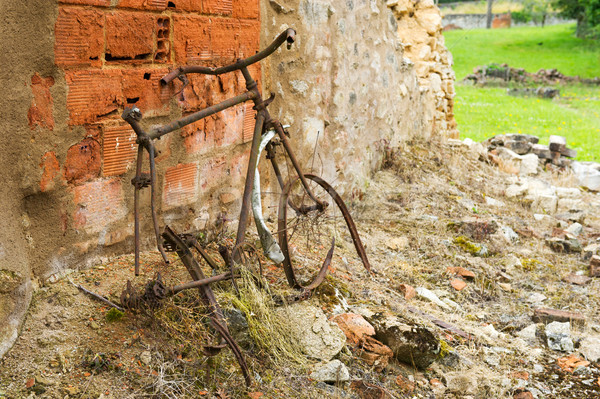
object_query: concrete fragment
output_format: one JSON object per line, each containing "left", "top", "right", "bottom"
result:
{"left": 565, "top": 223, "right": 583, "bottom": 237}
{"left": 309, "top": 360, "right": 350, "bottom": 382}
{"left": 516, "top": 324, "right": 538, "bottom": 345}
{"left": 416, "top": 287, "right": 451, "bottom": 310}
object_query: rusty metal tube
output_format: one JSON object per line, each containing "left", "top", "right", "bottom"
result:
{"left": 150, "top": 91, "right": 256, "bottom": 140}
{"left": 133, "top": 145, "right": 144, "bottom": 276}
{"left": 170, "top": 272, "right": 236, "bottom": 294}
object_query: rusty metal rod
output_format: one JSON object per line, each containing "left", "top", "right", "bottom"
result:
{"left": 234, "top": 110, "right": 265, "bottom": 252}
{"left": 150, "top": 91, "right": 256, "bottom": 140}
{"left": 160, "top": 28, "right": 296, "bottom": 84}
{"left": 133, "top": 145, "right": 143, "bottom": 276}
{"left": 169, "top": 272, "right": 236, "bottom": 295}
{"left": 148, "top": 143, "right": 169, "bottom": 264}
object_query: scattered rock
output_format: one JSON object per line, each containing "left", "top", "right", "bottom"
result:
{"left": 571, "top": 161, "right": 600, "bottom": 191}
{"left": 275, "top": 303, "right": 346, "bottom": 361}
{"left": 35, "top": 375, "right": 53, "bottom": 386}
{"left": 563, "top": 273, "right": 591, "bottom": 286}
{"left": 526, "top": 293, "right": 547, "bottom": 304}
{"left": 89, "top": 321, "right": 100, "bottom": 330}
{"left": 578, "top": 336, "right": 600, "bottom": 362}
{"left": 140, "top": 351, "right": 151, "bottom": 366}
{"left": 358, "top": 336, "right": 394, "bottom": 371}
{"left": 545, "top": 322, "right": 574, "bottom": 352}
{"left": 546, "top": 237, "right": 582, "bottom": 253}
{"left": 386, "top": 236, "right": 409, "bottom": 251}
{"left": 532, "top": 308, "right": 585, "bottom": 327}
{"left": 590, "top": 255, "right": 600, "bottom": 277}
{"left": 565, "top": 222, "right": 583, "bottom": 237}
{"left": 416, "top": 287, "right": 451, "bottom": 310}
{"left": 395, "top": 374, "right": 415, "bottom": 392}
{"left": 350, "top": 380, "right": 387, "bottom": 398}
{"left": 516, "top": 324, "right": 538, "bottom": 345}
{"left": 582, "top": 243, "right": 600, "bottom": 261}
{"left": 309, "top": 360, "right": 350, "bottom": 383}
{"left": 368, "top": 312, "right": 440, "bottom": 369}
{"left": 513, "top": 389, "right": 534, "bottom": 399}
{"left": 445, "top": 371, "right": 478, "bottom": 395}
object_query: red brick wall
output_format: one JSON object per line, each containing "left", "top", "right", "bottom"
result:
{"left": 37, "top": 0, "right": 260, "bottom": 262}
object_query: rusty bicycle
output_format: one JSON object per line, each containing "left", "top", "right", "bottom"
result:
{"left": 120, "top": 28, "right": 371, "bottom": 386}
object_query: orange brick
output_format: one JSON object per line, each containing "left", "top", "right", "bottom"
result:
{"left": 73, "top": 179, "right": 126, "bottom": 233}
{"left": 28, "top": 74, "right": 55, "bottom": 131}
{"left": 204, "top": 0, "right": 233, "bottom": 15}
{"left": 163, "top": 163, "right": 198, "bottom": 209}
{"left": 55, "top": 7, "right": 104, "bottom": 68}
{"left": 233, "top": 0, "right": 259, "bottom": 20}
{"left": 102, "top": 124, "right": 137, "bottom": 177}
{"left": 59, "top": 0, "right": 110, "bottom": 5}
{"left": 170, "top": 0, "right": 202, "bottom": 12}
{"left": 65, "top": 69, "right": 123, "bottom": 125}
{"left": 116, "top": 0, "right": 167, "bottom": 10}
{"left": 172, "top": 15, "right": 211, "bottom": 65}
{"left": 64, "top": 138, "right": 102, "bottom": 184}
{"left": 122, "top": 68, "right": 172, "bottom": 116}
{"left": 450, "top": 278, "right": 467, "bottom": 291}
{"left": 40, "top": 152, "right": 60, "bottom": 192}
{"left": 106, "top": 11, "right": 156, "bottom": 62}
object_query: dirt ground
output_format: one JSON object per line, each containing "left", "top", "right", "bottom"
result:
{"left": 2, "top": 137, "right": 600, "bottom": 398}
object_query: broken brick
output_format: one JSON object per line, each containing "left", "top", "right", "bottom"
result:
{"left": 163, "top": 163, "right": 198, "bottom": 209}
{"left": 233, "top": 0, "right": 259, "bottom": 19}
{"left": 106, "top": 11, "right": 156, "bottom": 62}
{"left": 450, "top": 278, "right": 467, "bottom": 291}
{"left": 532, "top": 308, "right": 585, "bottom": 327}
{"left": 397, "top": 283, "right": 416, "bottom": 300}
{"left": 28, "top": 74, "right": 55, "bottom": 130}
{"left": 40, "top": 152, "right": 60, "bottom": 192}
{"left": 65, "top": 69, "right": 123, "bottom": 125}
{"left": 331, "top": 313, "right": 376, "bottom": 345}
{"left": 446, "top": 266, "right": 475, "bottom": 280}
{"left": 563, "top": 273, "right": 591, "bottom": 286}
{"left": 64, "top": 138, "right": 101, "bottom": 184}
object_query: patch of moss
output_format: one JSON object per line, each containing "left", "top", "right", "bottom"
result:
{"left": 105, "top": 307, "right": 124, "bottom": 322}
{"left": 453, "top": 236, "right": 486, "bottom": 256}
{"left": 438, "top": 339, "right": 451, "bottom": 358}
{"left": 521, "top": 258, "right": 540, "bottom": 271}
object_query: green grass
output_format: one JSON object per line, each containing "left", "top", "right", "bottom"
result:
{"left": 445, "top": 24, "right": 600, "bottom": 80}
{"left": 454, "top": 85, "right": 600, "bottom": 160}
{"left": 444, "top": 24, "right": 600, "bottom": 161}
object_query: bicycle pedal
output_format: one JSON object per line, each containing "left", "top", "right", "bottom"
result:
{"left": 162, "top": 240, "right": 178, "bottom": 252}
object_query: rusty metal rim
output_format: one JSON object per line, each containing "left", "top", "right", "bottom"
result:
{"left": 277, "top": 174, "right": 371, "bottom": 290}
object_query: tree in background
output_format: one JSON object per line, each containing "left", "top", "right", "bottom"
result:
{"left": 487, "top": 0, "right": 494, "bottom": 28}
{"left": 554, "top": 0, "right": 600, "bottom": 37}
{"left": 524, "top": 0, "right": 552, "bottom": 26}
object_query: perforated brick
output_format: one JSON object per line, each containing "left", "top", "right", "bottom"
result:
{"left": 73, "top": 179, "right": 126, "bottom": 234}
{"left": 102, "top": 124, "right": 138, "bottom": 177}
{"left": 55, "top": 7, "right": 104, "bottom": 68}
{"left": 117, "top": 0, "right": 167, "bottom": 10}
{"left": 233, "top": 0, "right": 259, "bottom": 20}
{"left": 65, "top": 69, "right": 123, "bottom": 125}
{"left": 204, "top": 0, "right": 233, "bottom": 15}
{"left": 163, "top": 163, "right": 198, "bottom": 209}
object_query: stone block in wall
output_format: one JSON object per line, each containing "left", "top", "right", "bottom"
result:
{"left": 415, "top": 7, "right": 442, "bottom": 35}
{"left": 64, "top": 137, "right": 102, "bottom": 185}
{"left": 72, "top": 179, "right": 126, "bottom": 234}
{"left": 55, "top": 7, "right": 104, "bottom": 68}
{"left": 163, "top": 163, "right": 198, "bottom": 209}
{"left": 28, "top": 74, "right": 55, "bottom": 131}
{"left": 102, "top": 123, "right": 137, "bottom": 177}
{"left": 106, "top": 11, "right": 157, "bottom": 62}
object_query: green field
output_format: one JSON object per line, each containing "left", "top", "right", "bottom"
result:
{"left": 444, "top": 24, "right": 600, "bottom": 161}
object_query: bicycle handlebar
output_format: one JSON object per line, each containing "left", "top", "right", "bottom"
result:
{"left": 160, "top": 28, "right": 296, "bottom": 85}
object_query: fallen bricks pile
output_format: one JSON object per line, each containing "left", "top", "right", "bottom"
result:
{"left": 485, "top": 133, "right": 577, "bottom": 169}
{"left": 464, "top": 63, "right": 600, "bottom": 86}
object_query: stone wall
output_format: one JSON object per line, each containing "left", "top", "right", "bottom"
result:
{"left": 443, "top": 13, "right": 574, "bottom": 30}
{"left": 0, "top": 0, "right": 455, "bottom": 357}
{"left": 389, "top": 0, "right": 458, "bottom": 138}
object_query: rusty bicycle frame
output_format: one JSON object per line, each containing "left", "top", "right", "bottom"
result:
{"left": 121, "top": 28, "right": 371, "bottom": 386}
